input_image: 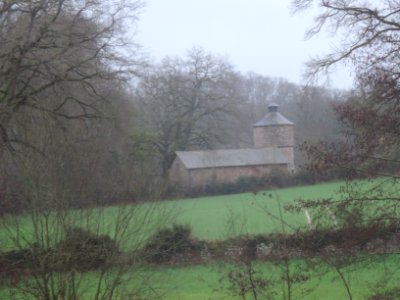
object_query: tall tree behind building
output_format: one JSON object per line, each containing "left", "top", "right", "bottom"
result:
{"left": 135, "top": 47, "right": 242, "bottom": 176}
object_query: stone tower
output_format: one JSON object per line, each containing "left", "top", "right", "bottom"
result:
{"left": 253, "top": 103, "right": 295, "bottom": 173}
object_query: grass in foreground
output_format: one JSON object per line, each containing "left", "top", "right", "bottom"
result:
{"left": 1, "top": 179, "right": 399, "bottom": 299}
{"left": 1, "top": 254, "right": 398, "bottom": 300}
{"left": 128, "top": 254, "right": 400, "bottom": 300}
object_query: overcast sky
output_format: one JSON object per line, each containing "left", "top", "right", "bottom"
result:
{"left": 135, "top": 0, "right": 354, "bottom": 89}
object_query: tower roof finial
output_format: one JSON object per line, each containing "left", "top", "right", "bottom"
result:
{"left": 253, "top": 102, "right": 293, "bottom": 127}
{"left": 268, "top": 103, "right": 279, "bottom": 112}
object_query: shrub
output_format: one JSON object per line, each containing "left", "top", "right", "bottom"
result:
{"left": 205, "top": 181, "right": 235, "bottom": 195}
{"left": 0, "top": 248, "right": 36, "bottom": 284}
{"left": 200, "top": 171, "right": 326, "bottom": 198}
{"left": 54, "top": 227, "right": 119, "bottom": 271}
{"left": 0, "top": 193, "right": 27, "bottom": 216}
{"left": 241, "top": 238, "right": 258, "bottom": 260}
{"left": 142, "top": 224, "right": 199, "bottom": 264}
{"left": 0, "top": 228, "right": 119, "bottom": 282}
{"left": 204, "top": 176, "right": 263, "bottom": 196}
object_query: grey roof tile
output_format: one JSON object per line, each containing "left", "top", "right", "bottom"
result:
{"left": 176, "top": 147, "right": 288, "bottom": 169}
{"left": 253, "top": 112, "right": 294, "bottom": 127}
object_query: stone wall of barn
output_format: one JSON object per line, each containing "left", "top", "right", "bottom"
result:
{"left": 187, "top": 164, "right": 288, "bottom": 189}
{"left": 253, "top": 124, "right": 295, "bottom": 173}
{"left": 253, "top": 124, "right": 294, "bottom": 149}
{"left": 169, "top": 157, "right": 190, "bottom": 188}
{"left": 278, "top": 147, "right": 295, "bottom": 173}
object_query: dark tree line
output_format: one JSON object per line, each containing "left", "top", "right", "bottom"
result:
{"left": 0, "top": 1, "right": 166, "bottom": 299}
{"left": 0, "top": 0, "right": 348, "bottom": 211}
{"left": 0, "top": 0, "right": 150, "bottom": 211}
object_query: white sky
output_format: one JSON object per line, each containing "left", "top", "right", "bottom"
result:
{"left": 135, "top": 0, "right": 354, "bottom": 89}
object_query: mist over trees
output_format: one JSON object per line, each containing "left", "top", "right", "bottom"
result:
{"left": 0, "top": 0, "right": 150, "bottom": 210}
{"left": 0, "top": 1, "right": 167, "bottom": 299}
{"left": 292, "top": 0, "right": 400, "bottom": 189}
{"left": 134, "top": 48, "right": 243, "bottom": 176}
{"left": 292, "top": 0, "right": 400, "bottom": 179}
{"left": 132, "top": 51, "right": 344, "bottom": 181}
{"left": 0, "top": 0, "right": 346, "bottom": 205}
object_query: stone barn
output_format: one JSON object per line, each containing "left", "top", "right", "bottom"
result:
{"left": 169, "top": 103, "right": 295, "bottom": 191}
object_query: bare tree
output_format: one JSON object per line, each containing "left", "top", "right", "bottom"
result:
{"left": 136, "top": 47, "right": 242, "bottom": 176}
{"left": 0, "top": 1, "right": 173, "bottom": 298}
{"left": 292, "top": 0, "right": 400, "bottom": 210}
{"left": 291, "top": 1, "right": 400, "bottom": 296}
{"left": 0, "top": 0, "right": 144, "bottom": 152}
{"left": 291, "top": 0, "right": 400, "bottom": 81}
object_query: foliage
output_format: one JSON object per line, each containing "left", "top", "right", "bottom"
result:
{"left": 0, "top": 0, "right": 147, "bottom": 213}
{"left": 226, "top": 262, "right": 272, "bottom": 300}
{"left": 135, "top": 47, "right": 242, "bottom": 176}
{"left": 291, "top": 1, "right": 400, "bottom": 297}
{"left": 292, "top": 0, "right": 400, "bottom": 81}
{"left": 143, "top": 224, "right": 200, "bottom": 264}
{"left": 55, "top": 227, "right": 119, "bottom": 271}
{"left": 203, "top": 176, "right": 262, "bottom": 196}
{"left": 0, "top": 0, "right": 143, "bottom": 150}
{"left": 187, "top": 170, "right": 341, "bottom": 198}
{"left": 292, "top": 0, "right": 400, "bottom": 182}
{"left": 0, "top": 227, "right": 119, "bottom": 286}
{"left": 0, "top": 203, "right": 160, "bottom": 298}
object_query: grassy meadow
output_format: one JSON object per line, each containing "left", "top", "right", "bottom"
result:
{"left": 1, "top": 179, "right": 399, "bottom": 299}
{"left": 2, "top": 255, "right": 399, "bottom": 300}
{"left": 0, "top": 181, "right": 345, "bottom": 251}
{"left": 160, "top": 180, "right": 345, "bottom": 239}
{"left": 2, "top": 178, "right": 396, "bottom": 250}
{"left": 154, "top": 255, "right": 400, "bottom": 300}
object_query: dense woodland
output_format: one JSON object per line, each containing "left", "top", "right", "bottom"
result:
{"left": 0, "top": 31, "right": 346, "bottom": 208}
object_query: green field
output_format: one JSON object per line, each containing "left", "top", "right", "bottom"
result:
{"left": 1, "top": 180, "right": 399, "bottom": 299}
{"left": 162, "top": 181, "right": 344, "bottom": 239}
{"left": 2, "top": 256, "right": 399, "bottom": 300}
{"left": 2, "top": 179, "right": 395, "bottom": 250}
{"left": 0, "top": 181, "right": 344, "bottom": 251}
{"left": 155, "top": 256, "right": 400, "bottom": 300}
{"left": 140, "top": 178, "right": 398, "bottom": 241}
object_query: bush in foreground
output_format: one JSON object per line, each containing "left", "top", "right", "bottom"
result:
{"left": 55, "top": 227, "right": 119, "bottom": 271}
{"left": 0, "top": 227, "right": 119, "bottom": 281}
{"left": 142, "top": 224, "right": 200, "bottom": 264}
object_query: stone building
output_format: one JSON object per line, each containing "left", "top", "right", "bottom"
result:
{"left": 169, "top": 103, "right": 295, "bottom": 190}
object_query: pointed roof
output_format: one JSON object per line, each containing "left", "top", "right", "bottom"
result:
{"left": 175, "top": 147, "right": 288, "bottom": 170}
{"left": 253, "top": 103, "right": 294, "bottom": 127}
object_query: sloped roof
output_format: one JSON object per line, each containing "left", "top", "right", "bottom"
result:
{"left": 253, "top": 103, "right": 294, "bottom": 127}
{"left": 253, "top": 111, "right": 294, "bottom": 127}
{"left": 175, "top": 148, "right": 288, "bottom": 170}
